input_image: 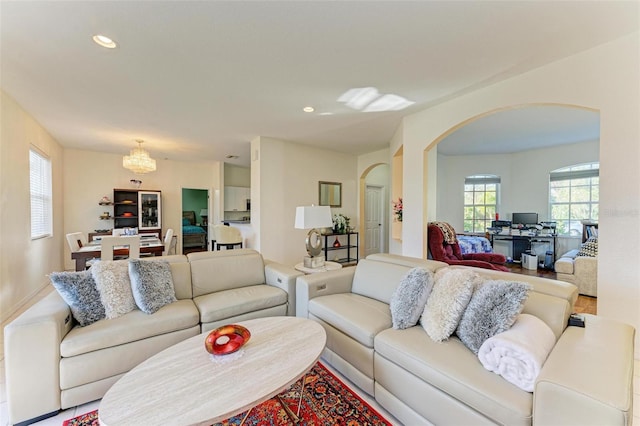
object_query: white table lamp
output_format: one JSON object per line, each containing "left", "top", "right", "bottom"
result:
{"left": 295, "top": 205, "right": 333, "bottom": 268}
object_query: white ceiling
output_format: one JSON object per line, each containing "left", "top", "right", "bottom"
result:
{"left": 1, "top": 1, "right": 637, "bottom": 166}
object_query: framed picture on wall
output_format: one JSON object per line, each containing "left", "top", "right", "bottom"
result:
{"left": 319, "top": 181, "right": 342, "bottom": 207}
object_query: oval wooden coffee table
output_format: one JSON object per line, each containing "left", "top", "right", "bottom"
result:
{"left": 99, "top": 316, "right": 326, "bottom": 426}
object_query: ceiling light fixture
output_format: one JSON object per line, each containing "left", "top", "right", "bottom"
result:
{"left": 303, "top": 106, "right": 315, "bottom": 113}
{"left": 226, "top": 155, "right": 239, "bottom": 159}
{"left": 123, "top": 140, "right": 156, "bottom": 174}
{"left": 92, "top": 34, "right": 117, "bottom": 49}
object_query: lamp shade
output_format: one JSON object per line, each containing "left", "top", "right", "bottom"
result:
{"left": 200, "top": 209, "right": 208, "bottom": 216}
{"left": 294, "top": 205, "right": 332, "bottom": 229}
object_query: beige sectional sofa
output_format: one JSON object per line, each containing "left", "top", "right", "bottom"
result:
{"left": 4, "top": 249, "right": 302, "bottom": 426}
{"left": 554, "top": 248, "right": 598, "bottom": 297}
{"left": 296, "top": 253, "right": 635, "bottom": 425}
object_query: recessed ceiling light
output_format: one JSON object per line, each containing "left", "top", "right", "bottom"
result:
{"left": 303, "top": 106, "right": 315, "bottom": 113}
{"left": 92, "top": 34, "right": 117, "bottom": 49}
{"left": 226, "top": 155, "right": 239, "bottom": 159}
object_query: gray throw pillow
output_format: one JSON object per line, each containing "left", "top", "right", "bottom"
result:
{"left": 390, "top": 267, "right": 435, "bottom": 329}
{"left": 421, "top": 268, "right": 482, "bottom": 342}
{"left": 129, "top": 259, "right": 177, "bottom": 314}
{"left": 456, "top": 280, "right": 531, "bottom": 354}
{"left": 91, "top": 260, "right": 138, "bottom": 319}
{"left": 49, "top": 270, "right": 105, "bottom": 326}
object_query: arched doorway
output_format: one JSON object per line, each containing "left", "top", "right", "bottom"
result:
{"left": 359, "top": 163, "right": 390, "bottom": 258}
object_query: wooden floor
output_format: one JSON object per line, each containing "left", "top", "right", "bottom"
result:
{"left": 504, "top": 263, "right": 597, "bottom": 315}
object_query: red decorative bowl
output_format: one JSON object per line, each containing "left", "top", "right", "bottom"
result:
{"left": 205, "top": 324, "right": 251, "bottom": 355}
{"left": 123, "top": 212, "right": 133, "bottom": 217}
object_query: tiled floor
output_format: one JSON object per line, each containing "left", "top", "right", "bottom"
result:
{"left": 1, "top": 286, "right": 638, "bottom": 426}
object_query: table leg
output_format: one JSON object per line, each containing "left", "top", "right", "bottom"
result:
{"left": 276, "top": 371, "right": 308, "bottom": 423}
{"left": 75, "top": 258, "right": 86, "bottom": 271}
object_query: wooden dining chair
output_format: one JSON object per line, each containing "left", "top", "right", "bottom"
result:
{"left": 100, "top": 236, "right": 141, "bottom": 261}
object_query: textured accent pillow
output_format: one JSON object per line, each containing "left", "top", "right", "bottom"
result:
{"left": 577, "top": 237, "right": 598, "bottom": 257}
{"left": 129, "top": 259, "right": 177, "bottom": 314}
{"left": 456, "top": 280, "right": 531, "bottom": 354}
{"left": 91, "top": 260, "right": 138, "bottom": 319}
{"left": 421, "top": 268, "right": 482, "bottom": 341}
{"left": 49, "top": 270, "right": 106, "bottom": 326}
{"left": 390, "top": 267, "right": 435, "bottom": 329}
{"left": 182, "top": 218, "right": 191, "bottom": 226}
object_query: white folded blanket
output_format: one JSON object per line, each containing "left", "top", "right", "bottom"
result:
{"left": 477, "top": 313, "right": 556, "bottom": 392}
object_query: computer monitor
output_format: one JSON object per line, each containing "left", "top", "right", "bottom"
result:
{"left": 512, "top": 212, "right": 538, "bottom": 226}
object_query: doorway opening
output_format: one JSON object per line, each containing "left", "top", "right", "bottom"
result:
{"left": 359, "top": 163, "right": 390, "bottom": 258}
{"left": 181, "top": 188, "right": 209, "bottom": 254}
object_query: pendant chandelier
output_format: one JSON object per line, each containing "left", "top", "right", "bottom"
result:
{"left": 123, "top": 139, "right": 156, "bottom": 174}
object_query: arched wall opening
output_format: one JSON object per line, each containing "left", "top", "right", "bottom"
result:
{"left": 359, "top": 162, "right": 390, "bottom": 259}
{"left": 421, "top": 103, "right": 600, "bottom": 303}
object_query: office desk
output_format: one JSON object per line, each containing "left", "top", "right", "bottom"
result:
{"left": 490, "top": 234, "right": 556, "bottom": 263}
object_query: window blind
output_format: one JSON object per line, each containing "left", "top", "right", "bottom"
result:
{"left": 30, "top": 148, "right": 52, "bottom": 239}
{"left": 549, "top": 168, "right": 599, "bottom": 182}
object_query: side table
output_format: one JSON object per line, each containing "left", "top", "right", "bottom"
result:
{"left": 294, "top": 261, "right": 342, "bottom": 274}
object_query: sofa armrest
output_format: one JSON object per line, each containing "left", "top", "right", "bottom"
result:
{"left": 533, "top": 314, "right": 635, "bottom": 426}
{"left": 295, "top": 268, "right": 356, "bottom": 318}
{"left": 264, "top": 262, "right": 304, "bottom": 316}
{"left": 4, "top": 290, "right": 74, "bottom": 425}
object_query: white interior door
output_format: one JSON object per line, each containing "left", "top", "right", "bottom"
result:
{"left": 365, "top": 185, "right": 384, "bottom": 257}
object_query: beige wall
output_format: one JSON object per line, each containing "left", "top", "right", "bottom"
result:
{"left": 1, "top": 91, "right": 65, "bottom": 322}
{"left": 63, "top": 149, "right": 221, "bottom": 270}
{"left": 394, "top": 33, "right": 640, "bottom": 356}
{"left": 252, "top": 137, "right": 357, "bottom": 265}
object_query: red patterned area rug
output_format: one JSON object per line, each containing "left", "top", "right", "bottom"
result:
{"left": 63, "top": 362, "right": 391, "bottom": 426}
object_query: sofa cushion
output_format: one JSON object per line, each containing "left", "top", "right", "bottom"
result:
{"left": 128, "top": 259, "right": 177, "bottom": 314}
{"left": 60, "top": 299, "right": 199, "bottom": 357}
{"left": 193, "top": 285, "right": 287, "bottom": 323}
{"left": 375, "top": 326, "right": 533, "bottom": 426}
{"left": 421, "top": 268, "right": 482, "bottom": 342}
{"left": 308, "top": 293, "right": 391, "bottom": 348}
{"left": 49, "top": 270, "right": 105, "bottom": 327}
{"left": 351, "top": 259, "right": 414, "bottom": 304}
{"left": 390, "top": 267, "right": 434, "bottom": 329}
{"left": 91, "top": 260, "right": 137, "bottom": 319}
{"left": 456, "top": 280, "right": 530, "bottom": 354}
{"left": 188, "top": 249, "right": 266, "bottom": 297}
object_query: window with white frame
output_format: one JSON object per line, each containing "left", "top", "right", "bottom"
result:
{"left": 30, "top": 148, "right": 52, "bottom": 239}
{"left": 463, "top": 175, "right": 500, "bottom": 233}
{"left": 549, "top": 162, "right": 599, "bottom": 236}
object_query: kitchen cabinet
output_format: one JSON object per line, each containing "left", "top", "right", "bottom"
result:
{"left": 224, "top": 186, "right": 250, "bottom": 211}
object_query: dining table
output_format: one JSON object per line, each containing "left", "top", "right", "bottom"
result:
{"left": 71, "top": 237, "right": 164, "bottom": 271}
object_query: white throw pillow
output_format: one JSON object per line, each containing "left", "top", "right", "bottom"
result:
{"left": 91, "top": 260, "right": 137, "bottom": 319}
{"left": 390, "top": 267, "right": 435, "bottom": 329}
{"left": 421, "top": 268, "right": 482, "bottom": 342}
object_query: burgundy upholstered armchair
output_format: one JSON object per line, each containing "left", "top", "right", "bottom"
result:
{"left": 427, "top": 222, "right": 509, "bottom": 272}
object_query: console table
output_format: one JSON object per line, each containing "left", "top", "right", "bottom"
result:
{"left": 490, "top": 234, "right": 556, "bottom": 264}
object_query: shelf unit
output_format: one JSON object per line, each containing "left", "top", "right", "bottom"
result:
{"left": 323, "top": 232, "right": 359, "bottom": 265}
{"left": 112, "top": 189, "right": 162, "bottom": 234}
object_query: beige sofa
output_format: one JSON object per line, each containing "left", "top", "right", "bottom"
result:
{"left": 554, "top": 249, "right": 598, "bottom": 297}
{"left": 296, "top": 253, "right": 635, "bottom": 425}
{"left": 4, "top": 249, "right": 302, "bottom": 426}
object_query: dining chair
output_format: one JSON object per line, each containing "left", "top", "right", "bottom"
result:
{"left": 163, "top": 228, "right": 176, "bottom": 256}
{"left": 212, "top": 225, "right": 243, "bottom": 250}
{"left": 66, "top": 232, "right": 87, "bottom": 252}
{"left": 100, "top": 235, "right": 141, "bottom": 261}
{"left": 112, "top": 228, "right": 125, "bottom": 236}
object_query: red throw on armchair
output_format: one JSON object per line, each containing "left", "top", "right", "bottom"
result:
{"left": 427, "top": 222, "right": 509, "bottom": 272}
